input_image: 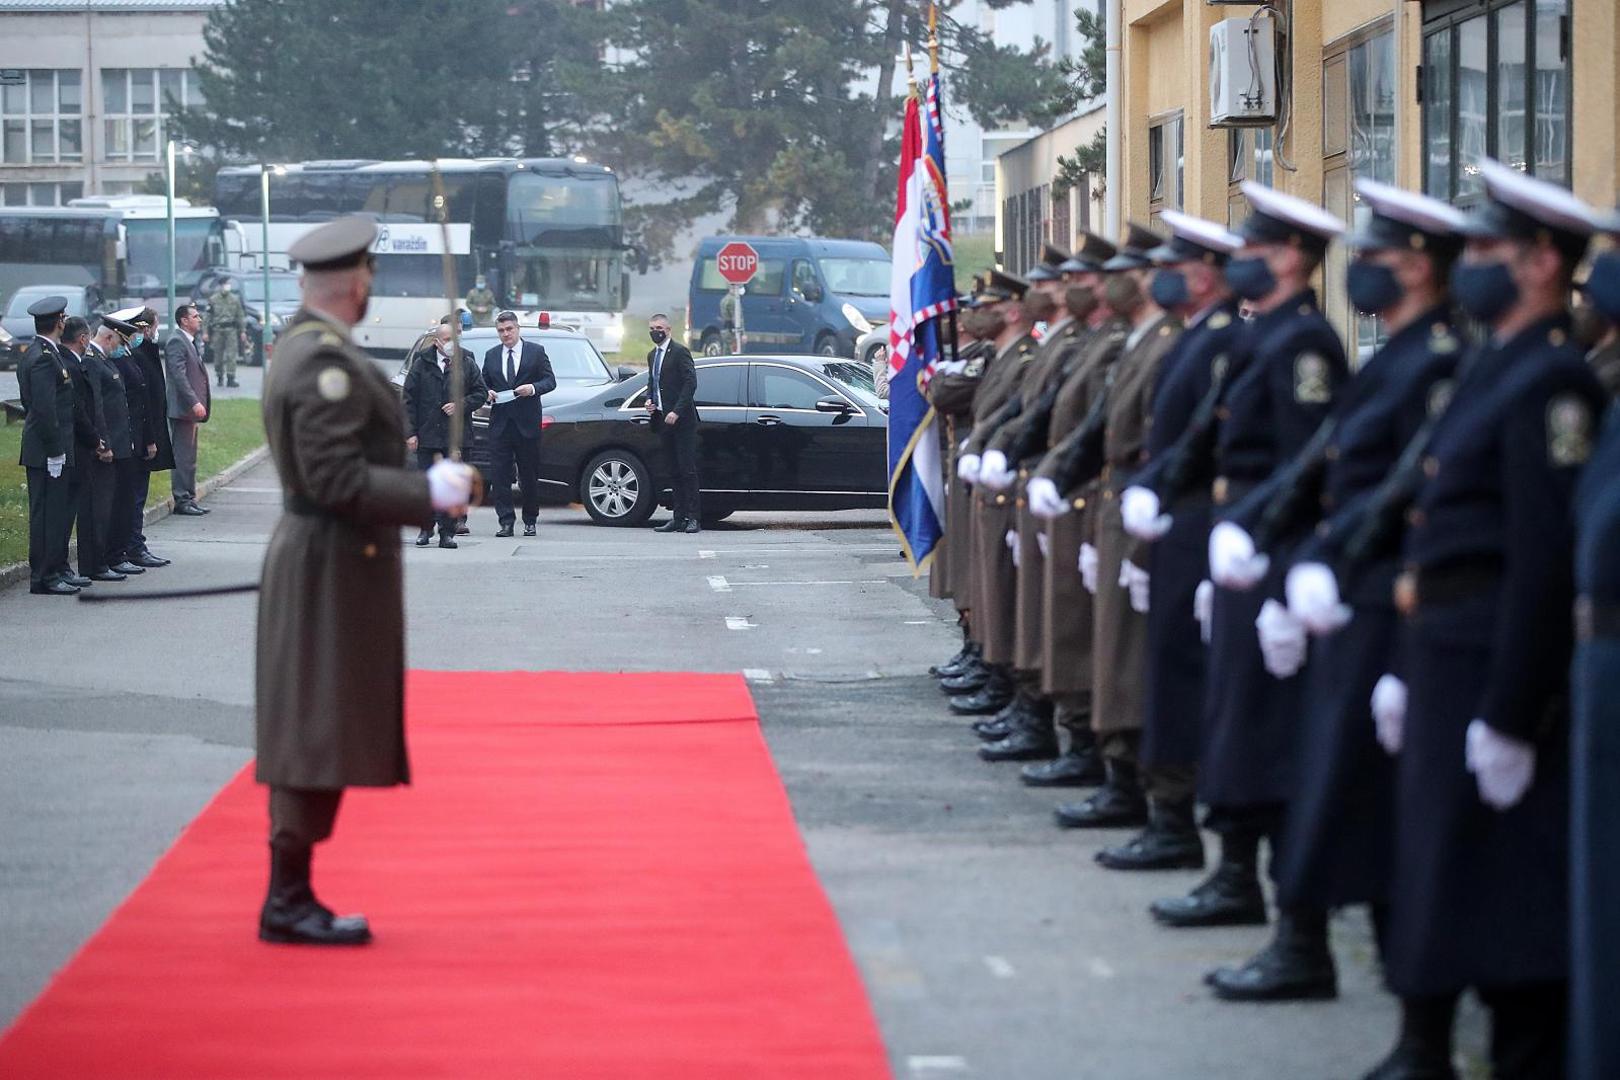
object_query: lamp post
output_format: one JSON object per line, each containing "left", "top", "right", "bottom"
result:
{"left": 164, "top": 139, "right": 193, "bottom": 331}
{"left": 260, "top": 164, "right": 284, "bottom": 364}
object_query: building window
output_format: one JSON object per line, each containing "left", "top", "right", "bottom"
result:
{"left": 0, "top": 69, "right": 83, "bottom": 165}
{"left": 1, "top": 180, "right": 84, "bottom": 206}
{"left": 1421, "top": 0, "right": 1569, "bottom": 203}
{"left": 1323, "top": 21, "right": 1397, "bottom": 363}
{"left": 102, "top": 68, "right": 201, "bottom": 163}
{"left": 1052, "top": 187, "right": 1071, "bottom": 255}
{"left": 1148, "top": 112, "right": 1184, "bottom": 220}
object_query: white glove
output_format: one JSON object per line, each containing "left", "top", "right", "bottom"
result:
{"left": 1079, "top": 542, "right": 1099, "bottom": 594}
{"left": 1036, "top": 532, "right": 1050, "bottom": 560}
{"left": 1286, "top": 562, "right": 1352, "bottom": 636}
{"left": 427, "top": 459, "right": 476, "bottom": 512}
{"left": 1027, "top": 477, "right": 1068, "bottom": 520}
{"left": 46, "top": 454, "right": 65, "bottom": 479}
{"left": 1121, "top": 559, "right": 1151, "bottom": 614}
{"left": 1255, "top": 598, "right": 1308, "bottom": 678}
{"left": 1209, "top": 521, "right": 1270, "bottom": 591}
{"left": 1195, "top": 580, "right": 1215, "bottom": 644}
{"left": 979, "top": 450, "right": 1017, "bottom": 491}
{"left": 957, "top": 452, "right": 982, "bottom": 484}
{"left": 1005, "top": 528, "right": 1020, "bottom": 568}
{"left": 1121, "top": 486, "right": 1172, "bottom": 540}
{"left": 1466, "top": 720, "right": 1536, "bottom": 810}
{"left": 1370, "top": 674, "right": 1407, "bottom": 755}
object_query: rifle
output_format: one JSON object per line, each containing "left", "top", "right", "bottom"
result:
{"left": 1339, "top": 415, "right": 1438, "bottom": 569}
{"left": 1251, "top": 416, "right": 1338, "bottom": 550}
{"left": 1045, "top": 363, "right": 1119, "bottom": 495}
{"left": 1158, "top": 351, "right": 1232, "bottom": 499}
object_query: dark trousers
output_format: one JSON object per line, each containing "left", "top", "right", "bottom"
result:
{"left": 416, "top": 447, "right": 459, "bottom": 538}
{"left": 489, "top": 429, "right": 540, "bottom": 528}
{"left": 25, "top": 466, "right": 74, "bottom": 587}
{"left": 1206, "top": 801, "right": 1287, "bottom": 880}
{"left": 1479, "top": 981, "right": 1567, "bottom": 1080}
{"left": 105, "top": 457, "right": 141, "bottom": 564}
{"left": 659, "top": 419, "right": 700, "bottom": 522}
{"left": 170, "top": 416, "right": 199, "bottom": 503}
{"left": 268, "top": 787, "right": 343, "bottom": 852}
{"left": 130, "top": 467, "right": 152, "bottom": 550}
{"left": 75, "top": 458, "right": 115, "bottom": 576}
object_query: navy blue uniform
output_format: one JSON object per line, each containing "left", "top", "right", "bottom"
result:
{"left": 1386, "top": 315, "right": 1603, "bottom": 997}
{"left": 1129, "top": 299, "right": 1245, "bottom": 769}
{"left": 17, "top": 337, "right": 77, "bottom": 587}
{"left": 1202, "top": 290, "right": 1346, "bottom": 815}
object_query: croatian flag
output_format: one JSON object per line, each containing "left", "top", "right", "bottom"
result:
{"left": 886, "top": 79, "right": 955, "bottom": 573}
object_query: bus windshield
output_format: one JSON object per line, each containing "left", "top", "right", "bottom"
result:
{"left": 505, "top": 172, "right": 621, "bottom": 246}
{"left": 125, "top": 218, "right": 223, "bottom": 291}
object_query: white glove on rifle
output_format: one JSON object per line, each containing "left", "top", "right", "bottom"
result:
{"left": 1121, "top": 559, "right": 1151, "bottom": 614}
{"left": 1209, "top": 521, "right": 1269, "bottom": 591}
{"left": 1466, "top": 720, "right": 1536, "bottom": 810}
{"left": 1005, "top": 528, "right": 1020, "bottom": 568}
{"left": 46, "top": 454, "right": 65, "bottom": 479}
{"left": 957, "top": 452, "right": 982, "bottom": 484}
{"left": 1194, "top": 579, "right": 1215, "bottom": 644}
{"left": 1370, "top": 674, "right": 1407, "bottom": 755}
{"left": 1121, "top": 486, "right": 1172, "bottom": 541}
{"left": 1036, "top": 532, "right": 1050, "bottom": 560}
{"left": 1079, "top": 542, "right": 1099, "bottom": 594}
{"left": 1255, "top": 598, "right": 1308, "bottom": 678}
{"left": 979, "top": 450, "right": 1018, "bottom": 491}
{"left": 1027, "top": 477, "right": 1068, "bottom": 520}
{"left": 426, "top": 459, "right": 476, "bottom": 512}
{"left": 1287, "top": 562, "right": 1352, "bottom": 635}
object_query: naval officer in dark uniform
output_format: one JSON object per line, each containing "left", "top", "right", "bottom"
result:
{"left": 256, "top": 216, "right": 476, "bottom": 945}
{"left": 17, "top": 296, "right": 84, "bottom": 595}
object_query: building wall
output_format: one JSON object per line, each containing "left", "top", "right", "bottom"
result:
{"left": 994, "top": 106, "right": 1106, "bottom": 272}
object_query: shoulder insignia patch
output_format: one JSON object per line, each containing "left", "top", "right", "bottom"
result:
{"left": 1294, "top": 352, "right": 1332, "bottom": 404}
{"left": 1210, "top": 313, "right": 1232, "bottom": 330}
{"left": 1547, "top": 393, "right": 1593, "bottom": 467}
{"left": 317, "top": 366, "right": 351, "bottom": 403}
{"left": 964, "top": 358, "right": 985, "bottom": 377}
{"left": 1426, "top": 379, "right": 1455, "bottom": 418}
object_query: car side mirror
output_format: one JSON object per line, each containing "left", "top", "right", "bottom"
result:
{"left": 815, "top": 396, "right": 853, "bottom": 415}
{"left": 616, "top": 364, "right": 637, "bottom": 382}
{"left": 800, "top": 283, "right": 824, "bottom": 303}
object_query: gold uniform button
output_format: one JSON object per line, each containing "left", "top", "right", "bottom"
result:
{"left": 1073, "top": 497, "right": 1086, "bottom": 510}
{"left": 363, "top": 543, "right": 378, "bottom": 558}
{"left": 1422, "top": 456, "right": 1439, "bottom": 479}
{"left": 1103, "top": 489, "right": 1115, "bottom": 500}
{"left": 1015, "top": 498, "right": 1026, "bottom": 508}
{"left": 1549, "top": 328, "right": 1567, "bottom": 347}
{"left": 1324, "top": 444, "right": 1340, "bottom": 462}
{"left": 1406, "top": 508, "right": 1426, "bottom": 528}
{"left": 995, "top": 494, "right": 1007, "bottom": 506}
{"left": 1394, "top": 570, "right": 1418, "bottom": 617}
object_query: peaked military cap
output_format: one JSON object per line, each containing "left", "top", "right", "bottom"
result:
{"left": 1457, "top": 158, "right": 1597, "bottom": 261}
{"left": 288, "top": 215, "right": 379, "bottom": 271}
{"left": 99, "top": 314, "right": 138, "bottom": 336}
{"left": 1147, "top": 210, "right": 1244, "bottom": 266}
{"left": 1347, "top": 179, "right": 1468, "bottom": 256}
{"left": 979, "top": 269, "right": 1029, "bottom": 302}
{"left": 1059, "top": 231, "right": 1119, "bottom": 273}
{"left": 1102, "top": 222, "right": 1164, "bottom": 271}
{"left": 1027, "top": 242, "right": 1071, "bottom": 283}
{"left": 1239, "top": 182, "right": 1345, "bottom": 255}
{"left": 26, "top": 295, "right": 68, "bottom": 318}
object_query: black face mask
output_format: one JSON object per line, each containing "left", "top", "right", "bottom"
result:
{"left": 1450, "top": 260, "right": 1520, "bottom": 325}
{"left": 1149, "top": 269, "right": 1189, "bottom": 309}
{"left": 649, "top": 328, "right": 668, "bottom": 344}
{"left": 1346, "top": 261, "right": 1402, "bottom": 316}
{"left": 1224, "top": 256, "right": 1277, "bottom": 301}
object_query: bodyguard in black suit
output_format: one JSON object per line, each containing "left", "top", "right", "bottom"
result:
{"left": 480, "top": 310, "right": 555, "bottom": 537}
{"left": 405, "top": 319, "right": 490, "bottom": 547}
{"left": 645, "top": 313, "right": 700, "bottom": 533}
{"left": 17, "top": 296, "right": 81, "bottom": 595}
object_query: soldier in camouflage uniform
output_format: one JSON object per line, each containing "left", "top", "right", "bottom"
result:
{"left": 206, "top": 278, "right": 247, "bottom": 388}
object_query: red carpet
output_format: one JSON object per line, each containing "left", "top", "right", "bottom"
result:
{"left": 0, "top": 672, "right": 890, "bottom": 1078}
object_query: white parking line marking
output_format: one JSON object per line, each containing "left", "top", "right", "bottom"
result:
{"left": 1088, "top": 956, "right": 1116, "bottom": 979}
{"left": 698, "top": 550, "right": 716, "bottom": 559}
{"left": 706, "top": 575, "right": 731, "bottom": 592}
{"left": 743, "top": 669, "right": 775, "bottom": 683}
{"left": 982, "top": 956, "right": 1015, "bottom": 979}
{"left": 904, "top": 619, "right": 933, "bottom": 625}
{"left": 907, "top": 1056, "right": 969, "bottom": 1073}
{"left": 725, "top": 616, "right": 755, "bottom": 630}
{"left": 725, "top": 579, "right": 885, "bottom": 587}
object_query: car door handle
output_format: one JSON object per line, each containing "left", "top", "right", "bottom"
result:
{"left": 631, "top": 414, "right": 651, "bottom": 425}
{"left": 755, "top": 415, "right": 782, "bottom": 426}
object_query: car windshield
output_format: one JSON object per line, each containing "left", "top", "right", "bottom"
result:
{"left": 822, "top": 360, "right": 877, "bottom": 395}
{"left": 5, "top": 288, "right": 84, "bottom": 318}
{"left": 817, "top": 257, "right": 890, "bottom": 297}
{"left": 240, "top": 276, "right": 302, "bottom": 305}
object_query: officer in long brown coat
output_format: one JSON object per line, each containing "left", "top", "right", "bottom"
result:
{"left": 256, "top": 216, "right": 476, "bottom": 946}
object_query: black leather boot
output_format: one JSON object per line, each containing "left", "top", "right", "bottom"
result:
{"left": 1359, "top": 994, "right": 1460, "bottom": 1079}
{"left": 1020, "top": 725, "right": 1105, "bottom": 786}
{"left": 979, "top": 697, "right": 1058, "bottom": 761}
{"left": 1095, "top": 797, "right": 1205, "bottom": 870}
{"left": 258, "top": 844, "right": 372, "bottom": 946}
{"left": 947, "top": 667, "right": 1014, "bottom": 715}
{"left": 1054, "top": 757, "right": 1148, "bottom": 828}
{"left": 1150, "top": 830, "right": 1268, "bottom": 927}
{"left": 932, "top": 639, "right": 979, "bottom": 679}
{"left": 1208, "top": 908, "right": 1337, "bottom": 1001}
{"left": 939, "top": 657, "right": 992, "bottom": 695}
{"left": 972, "top": 692, "right": 1033, "bottom": 740}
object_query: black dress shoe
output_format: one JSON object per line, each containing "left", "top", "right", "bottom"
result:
{"left": 979, "top": 726, "right": 1059, "bottom": 762}
{"left": 1020, "top": 749, "right": 1107, "bottom": 787}
{"left": 109, "top": 560, "right": 147, "bottom": 575}
{"left": 1208, "top": 913, "right": 1337, "bottom": 1002}
{"left": 938, "top": 662, "right": 991, "bottom": 695}
{"left": 1358, "top": 1044, "right": 1459, "bottom": 1080}
{"left": 1096, "top": 800, "right": 1205, "bottom": 870}
{"left": 31, "top": 579, "right": 80, "bottom": 595}
{"left": 438, "top": 536, "right": 458, "bottom": 549}
{"left": 1053, "top": 758, "right": 1147, "bottom": 828}
{"left": 88, "top": 569, "right": 127, "bottom": 582}
{"left": 1150, "top": 854, "right": 1268, "bottom": 928}
{"left": 174, "top": 502, "right": 207, "bottom": 516}
{"left": 415, "top": 531, "right": 432, "bottom": 547}
{"left": 495, "top": 524, "right": 515, "bottom": 538}
{"left": 930, "top": 645, "right": 972, "bottom": 678}
{"left": 455, "top": 521, "right": 470, "bottom": 535}
{"left": 259, "top": 900, "right": 373, "bottom": 946}
{"left": 133, "top": 551, "right": 170, "bottom": 568}
{"left": 523, "top": 523, "right": 537, "bottom": 537}
{"left": 653, "top": 518, "right": 686, "bottom": 533}
{"left": 682, "top": 519, "right": 701, "bottom": 534}
{"left": 61, "top": 573, "right": 93, "bottom": 588}
{"left": 948, "top": 684, "right": 1014, "bottom": 716}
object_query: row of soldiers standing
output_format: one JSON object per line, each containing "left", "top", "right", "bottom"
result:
{"left": 925, "top": 159, "right": 1620, "bottom": 1079}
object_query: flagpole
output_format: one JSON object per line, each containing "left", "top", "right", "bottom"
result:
{"left": 926, "top": 3, "right": 959, "bottom": 362}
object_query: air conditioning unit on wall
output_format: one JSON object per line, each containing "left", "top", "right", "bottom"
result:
{"left": 1210, "top": 15, "right": 1278, "bottom": 127}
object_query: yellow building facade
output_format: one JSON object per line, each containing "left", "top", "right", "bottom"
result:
{"left": 1101, "top": 0, "right": 1617, "bottom": 347}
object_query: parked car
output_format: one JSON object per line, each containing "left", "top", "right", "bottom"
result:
{"left": 856, "top": 323, "right": 889, "bottom": 398}
{"left": 537, "top": 354, "right": 889, "bottom": 527}
{"left": 686, "top": 236, "right": 890, "bottom": 360}
{"left": 0, "top": 283, "right": 108, "bottom": 368}
{"left": 191, "top": 269, "right": 303, "bottom": 367}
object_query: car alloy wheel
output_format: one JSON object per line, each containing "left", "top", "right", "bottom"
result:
{"left": 588, "top": 458, "right": 639, "bottom": 520}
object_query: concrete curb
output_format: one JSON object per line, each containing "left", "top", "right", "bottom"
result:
{"left": 0, "top": 444, "right": 270, "bottom": 593}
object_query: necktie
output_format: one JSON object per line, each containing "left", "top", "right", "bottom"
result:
{"left": 653, "top": 346, "right": 664, "bottom": 408}
{"left": 506, "top": 348, "right": 516, "bottom": 385}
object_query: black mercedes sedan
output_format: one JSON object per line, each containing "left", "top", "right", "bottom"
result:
{"left": 537, "top": 355, "right": 890, "bottom": 525}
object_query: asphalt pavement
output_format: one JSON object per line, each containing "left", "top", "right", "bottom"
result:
{"left": 0, "top": 459, "right": 1479, "bottom": 1078}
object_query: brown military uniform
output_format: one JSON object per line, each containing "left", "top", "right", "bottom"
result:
{"left": 1032, "top": 318, "right": 1130, "bottom": 699}
{"left": 256, "top": 309, "right": 434, "bottom": 795}
{"left": 929, "top": 339, "right": 990, "bottom": 605}
{"left": 1091, "top": 314, "right": 1181, "bottom": 735}
{"left": 964, "top": 332, "right": 1038, "bottom": 665}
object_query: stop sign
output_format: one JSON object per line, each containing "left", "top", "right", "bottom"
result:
{"left": 715, "top": 241, "right": 760, "bottom": 285}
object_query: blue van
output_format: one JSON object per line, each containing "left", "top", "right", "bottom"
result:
{"left": 686, "top": 236, "right": 890, "bottom": 358}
